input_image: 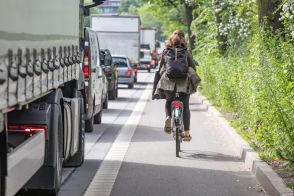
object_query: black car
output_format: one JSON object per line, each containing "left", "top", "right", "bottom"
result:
{"left": 100, "top": 49, "right": 118, "bottom": 100}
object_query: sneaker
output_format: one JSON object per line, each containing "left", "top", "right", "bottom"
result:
{"left": 164, "top": 116, "right": 171, "bottom": 134}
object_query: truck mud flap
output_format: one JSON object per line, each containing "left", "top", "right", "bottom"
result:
{"left": 0, "top": 55, "right": 8, "bottom": 110}
{"left": 6, "top": 131, "right": 45, "bottom": 196}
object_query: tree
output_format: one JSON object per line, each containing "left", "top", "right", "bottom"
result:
{"left": 257, "top": 0, "right": 284, "bottom": 32}
{"left": 141, "top": 0, "right": 197, "bottom": 50}
{"left": 214, "top": 0, "right": 228, "bottom": 54}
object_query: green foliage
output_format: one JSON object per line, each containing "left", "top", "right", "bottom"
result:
{"left": 199, "top": 36, "right": 294, "bottom": 161}
{"left": 83, "top": 0, "right": 99, "bottom": 27}
{"left": 119, "top": 0, "right": 142, "bottom": 15}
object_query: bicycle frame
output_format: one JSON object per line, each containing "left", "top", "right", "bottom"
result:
{"left": 171, "top": 94, "right": 184, "bottom": 157}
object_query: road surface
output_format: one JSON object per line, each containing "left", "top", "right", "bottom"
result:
{"left": 59, "top": 71, "right": 266, "bottom": 196}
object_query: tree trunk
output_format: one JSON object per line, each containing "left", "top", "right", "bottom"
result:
{"left": 184, "top": 3, "right": 196, "bottom": 50}
{"left": 257, "top": 0, "right": 284, "bottom": 32}
{"left": 214, "top": 0, "right": 227, "bottom": 54}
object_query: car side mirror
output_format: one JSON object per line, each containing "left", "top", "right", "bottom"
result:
{"left": 100, "top": 51, "right": 105, "bottom": 65}
{"left": 131, "top": 63, "right": 138, "bottom": 68}
{"left": 104, "top": 54, "right": 112, "bottom": 67}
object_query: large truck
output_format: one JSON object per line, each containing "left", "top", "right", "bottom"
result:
{"left": 0, "top": 0, "right": 104, "bottom": 195}
{"left": 91, "top": 15, "right": 141, "bottom": 65}
{"left": 140, "top": 28, "right": 157, "bottom": 52}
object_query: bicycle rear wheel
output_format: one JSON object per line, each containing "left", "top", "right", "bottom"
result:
{"left": 176, "top": 128, "right": 180, "bottom": 157}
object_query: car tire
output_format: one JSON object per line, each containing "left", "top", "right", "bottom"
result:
{"left": 94, "top": 111, "right": 102, "bottom": 124}
{"left": 85, "top": 115, "right": 94, "bottom": 133}
{"left": 128, "top": 83, "right": 134, "bottom": 89}
{"left": 103, "top": 94, "right": 108, "bottom": 109}
{"left": 109, "top": 89, "right": 116, "bottom": 100}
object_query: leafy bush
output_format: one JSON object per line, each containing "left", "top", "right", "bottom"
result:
{"left": 196, "top": 29, "right": 294, "bottom": 162}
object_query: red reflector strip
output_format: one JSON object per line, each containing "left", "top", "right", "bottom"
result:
{"left": 8, "top": 125, "right": 48, "bottom": 139}
{"left": 172, "top": 101, "right": 183, "bottom": 107}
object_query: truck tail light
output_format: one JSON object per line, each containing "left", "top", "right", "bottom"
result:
{"left": 8, "top": 125, "right": 48, "bottom": 140}
{"left": 83, "top": 50, "right": 89, "bottom": 78}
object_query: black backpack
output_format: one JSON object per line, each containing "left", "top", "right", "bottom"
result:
{"left": 165, "top": 47, "right": 188, "bottom": 79}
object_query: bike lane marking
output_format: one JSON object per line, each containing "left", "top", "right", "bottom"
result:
{"left": 83, "top": 76, "right": 153, "bottom": 196}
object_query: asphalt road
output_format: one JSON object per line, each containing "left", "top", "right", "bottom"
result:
{"left": 59, "top": 70, "right": 266, "bottom": 196}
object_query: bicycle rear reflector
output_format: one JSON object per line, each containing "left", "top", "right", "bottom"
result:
{"left": 172, "top": 101, "right": 183, "bottom": 107}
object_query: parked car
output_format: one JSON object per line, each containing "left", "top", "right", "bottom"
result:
{"left": 112, "top": 55, "right": 136, "bottom": 89}
{"left": 83, "top": 28, "right": 108, "bottom": 132}
{"left": 100, "top": 49, "right": 119, "bottom": 100}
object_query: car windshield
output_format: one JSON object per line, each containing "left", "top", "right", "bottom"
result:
{"left": 113, "top": 57, "right": 128, "bottom": 68}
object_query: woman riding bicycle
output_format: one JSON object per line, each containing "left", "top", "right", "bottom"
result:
{"left": 154, "top": 30, "right": 200, "bottom": 142}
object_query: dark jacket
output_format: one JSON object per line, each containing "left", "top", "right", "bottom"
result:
{"left": 153, "top": 48, "right": 201, "bottom": 99}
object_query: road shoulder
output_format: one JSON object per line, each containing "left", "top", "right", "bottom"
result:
{"left": 196, "top": 92, "right": 294, "bottom": 196}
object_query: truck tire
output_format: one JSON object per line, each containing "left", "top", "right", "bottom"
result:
{"left": 93, "top": 111, "right": 102, "bottom": 124}
{"left": 64, "top": 91, "right": 85, "bottom": 167}
{"left": 0, "top": 125, "right": 7, "bottom": 196}
{"left": 0, "top": 154, "right": 5, "bottom": 196}
{"left": 51, "top": 105, "right": 63, "bottom": 195}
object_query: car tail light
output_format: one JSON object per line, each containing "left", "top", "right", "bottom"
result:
{"left": 8, "top": 125, "right": 48, "bottom": 139}
{"left": 172, "top": 101, "right": 183, "bottom": 108}
{"left": 83, "top": 50, "right": 89, "bottom": 78}
{"left": 125, "top": 69, "right": 131, "bottom": 76}
{"left": 107, "top": 68, "right": 112, "bottom": 77}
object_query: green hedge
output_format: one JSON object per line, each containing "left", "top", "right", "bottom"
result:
{"left": 197, "top": 33, "right": 294, "bottom": 162}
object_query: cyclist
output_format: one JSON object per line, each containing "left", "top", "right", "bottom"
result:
{"left": 153, "top": 30, "right": 200, "bottom": 142}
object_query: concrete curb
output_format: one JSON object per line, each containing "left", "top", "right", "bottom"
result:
{"left": 196, "top": 92, "right": 294, "bottom": 196}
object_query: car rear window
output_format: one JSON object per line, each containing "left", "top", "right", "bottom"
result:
{"left": 113, "top": 57, "right": 128, "bottom": 68}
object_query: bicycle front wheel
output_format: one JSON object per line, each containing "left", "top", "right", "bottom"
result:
{"left": 176, "top": 128, "right": 180, "bottom": 157}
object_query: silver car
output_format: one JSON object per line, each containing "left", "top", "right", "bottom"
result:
{"left": 112, "top": 55, "right": 135, "bottom": 89}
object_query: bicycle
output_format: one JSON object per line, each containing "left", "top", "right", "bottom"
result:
{"left": 171, "top": 93, "right": 184, "bottom": 157}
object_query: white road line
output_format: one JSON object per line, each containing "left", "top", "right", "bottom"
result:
{"left": 84, "top": 78, "right": 153, "bottom": 196}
